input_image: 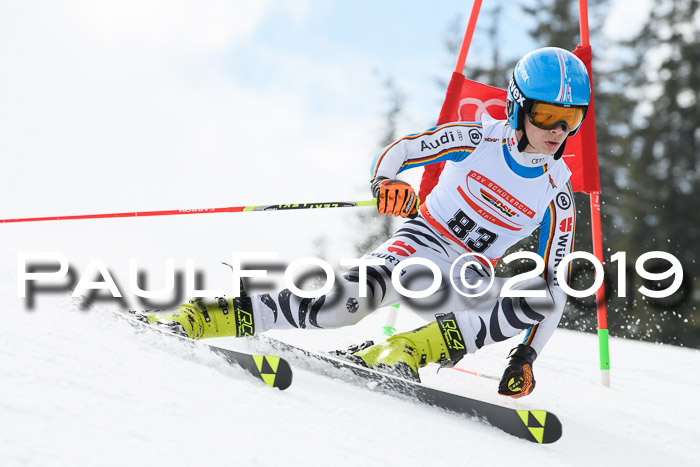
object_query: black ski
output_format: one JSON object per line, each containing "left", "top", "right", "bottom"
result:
{"left": 115, "top": 311, "right": 293, "bottom": 390}
{"left": 253, "top": 336, "right": 561, "bottom": 443}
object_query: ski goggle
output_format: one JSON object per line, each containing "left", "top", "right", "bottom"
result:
{"left": 528, "top": 101, "right": 586, "bottom": 132}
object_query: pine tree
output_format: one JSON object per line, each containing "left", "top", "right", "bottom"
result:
{"left": 443, "top": 5, "right": 516, "bottom": 88}
{"left": 434, "top": 1, "right": 698, "bottom": 346}
{"left": 521, "top": 0, "right": 699, "bottom": 347}
{"left": 613, "top": 0, "right": 700, "bottom": 346}
{"left": 354, "top": 76, "right": 403, "bottom": 255}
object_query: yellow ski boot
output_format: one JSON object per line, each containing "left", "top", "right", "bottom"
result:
{"left": 342, "top": 312, "right": 467, "bottom": 382}
{"left": 135, "top": 296, "right": 254, "bottom": 340}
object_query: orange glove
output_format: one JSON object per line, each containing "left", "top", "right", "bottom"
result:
{"left": 498, "top": 344, "right": 537, "bottom": 398}
{"left": 371, "top": 177, "right": 419, "bottom": 218}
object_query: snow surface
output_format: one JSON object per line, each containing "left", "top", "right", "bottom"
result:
{"left": 2, "top": 296, "right": 698, "bottom": 467}
{"left": 1, "top": 3, "right": 693, "bottom": 466}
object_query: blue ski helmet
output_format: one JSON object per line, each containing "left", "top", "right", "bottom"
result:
{"left": 506, "top": 47, "right": 591, "bottom": 136}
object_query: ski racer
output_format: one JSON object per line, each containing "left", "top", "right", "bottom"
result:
{"left": 142, "top": 47, "right": 590, "bottom": 399}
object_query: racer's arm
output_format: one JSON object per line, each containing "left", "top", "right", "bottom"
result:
{"left": 370, "top": 122, "right": 483, "bottom": 180}
{"left": 521, "top": 182, "right": 576, "bottom": 356}
{"left": 497, "top": 182, "right": 576, "bottom": 398}
{"left": 369, "top": 122, "right": 483, "bottom": 217}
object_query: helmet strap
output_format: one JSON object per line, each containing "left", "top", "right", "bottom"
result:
{"left": 517, "top": 130, "right": 529, "bottom": 153}
{"left": 516, "top": 98, "right": 531, "bottom": 152}
{"left": 553, "top": 137, "right": 568, "bottom": 160}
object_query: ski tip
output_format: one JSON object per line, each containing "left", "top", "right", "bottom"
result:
{"left": 516, "top": 410, "right": 562, "bottom": 444}
{"left": 252, "top": 355, "right": 293, "bottom": 390}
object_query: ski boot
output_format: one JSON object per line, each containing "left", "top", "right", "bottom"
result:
{"left": 133, "top": 296, "right": 254, "bottom": 340}
{"left": 337, "top": 313, "right": 467, "bottom": 382}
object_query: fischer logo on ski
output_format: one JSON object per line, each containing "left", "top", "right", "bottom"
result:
{"left": 252, "top": 335, "right": 563, "bottom": 443}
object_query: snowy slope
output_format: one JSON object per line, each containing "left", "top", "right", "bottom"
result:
{"left": 1, "top": 297, "right": 698, "bottom": 467}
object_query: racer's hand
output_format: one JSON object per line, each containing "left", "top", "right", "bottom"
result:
{"left": 498, "top": 344, "right": 537, "bottom": 398}
{"left": 371, "top": 177, "right": 419, "bottom": 218}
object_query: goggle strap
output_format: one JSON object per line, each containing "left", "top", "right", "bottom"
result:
{"left": 519, "top": 98, "right": 533, "bottom": 131}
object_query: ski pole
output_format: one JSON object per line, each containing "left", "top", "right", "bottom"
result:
{"left": 450, "top": 366, "right": 501, "bottom": 381}
{"left": 0, "top": 199, "right": 377, "bottom": 224}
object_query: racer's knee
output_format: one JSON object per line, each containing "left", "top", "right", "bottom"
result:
{"left": 505, "top": 276, "right": 556, "bottom": 321}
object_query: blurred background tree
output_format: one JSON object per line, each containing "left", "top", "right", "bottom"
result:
{"left": 354, "top": 75, "right": 404, "bottom": 256}
{"left": 445, "top": 0, "right": 699, "bottom": 346}
{"left": 355, "top": 0, "right": 699, "bottom": 347}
